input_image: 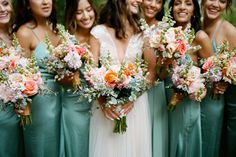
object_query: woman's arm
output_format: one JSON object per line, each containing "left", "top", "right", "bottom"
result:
{"left": 193, "top": 30, "right": 213, "bottom": 59}
{"left": 89, "top": 35, "right": 100, "bottom": 66}
{"left": 16, "top": 26, "right": 34, "bottom": 57}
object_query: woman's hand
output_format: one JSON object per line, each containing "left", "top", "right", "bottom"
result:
{"left": 213, "top": 81, "right": 228, "bottom": 94}
{"left": 97, "top": 97, "right": 120, "bottom": 120}
{"left": 57, "top": 73, "right": 74, "bottom": 85}
{"left": 120, "top": 101, "right": 134, "bottom": 116}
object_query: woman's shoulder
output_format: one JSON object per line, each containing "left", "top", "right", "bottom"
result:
{"left": 221, "top": 21, "right": 236, "bottom": 48}
{"left": 16, "top": 23, "right": 35, "bottom": 39}
{"left": 194, "top": 30, "right": 210, "bottom": 44}
{"left": 222, "top": 20, "right": 236, "bottom": 37}
{"left": 90, "top": 24, "right": 108, "bottom": 39}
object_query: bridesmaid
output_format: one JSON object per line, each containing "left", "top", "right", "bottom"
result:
{"left": 142, "top": 1, "right": 169, "bottom": 157}
{"left": 167, "top": 0, "right": 212, "bottom": 157}
{"left": 14, "top": 0, "right": 61, "bottom": 157}
{"left": 0, "top": 0, "right": 24, "bottom": 156}
{"left": 202, "top": 0, "right": 236, "bottom": 156}
{"left": 59, "top": 0, "right": 96, "bottom": 156}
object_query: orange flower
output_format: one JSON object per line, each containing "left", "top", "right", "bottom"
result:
{"left": 104, "top": 70, "right": 118, "bottom": 85}
{"left": 0, "top": 47, "right": 3, "bottom": 54}
{"left": 123, "top": 63, "right": 135, "bottom": 76}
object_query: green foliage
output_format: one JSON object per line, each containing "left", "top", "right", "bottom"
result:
{"left": 223, "top": 1, "right": 236, "bottom": 26}
{"left": 12, "top": 0, "right": 236, "bottom": 26}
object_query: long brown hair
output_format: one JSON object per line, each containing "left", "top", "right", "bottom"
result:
{"left": 65, "top": 0, "right": 97, "bottom": 34}
{"left": 99, "top": 0, "right": 141, "bottom": 39}
{"left": 13, "top": 0, "right": 58, "bottom": 32}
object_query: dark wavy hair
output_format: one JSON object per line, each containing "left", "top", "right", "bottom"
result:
{"left": 98, "top": 0, "right": 141, "bottom": 39}
{"left": 65, "top": 0, "right": 97, "bottom": 34}
{"left": 155, "top": 0, "right": 166, "bottom": 21}
{"left": 13, "top": 0, "right": 58, "bottom": 32}
{"left": 169, "top": 0, "right": 201, "bottom": 32}
{"left": 201, "top": 0, "right": 232, "bottom": 12}
{"left": 7, "top": 0, "right": 15, "bottom": 34}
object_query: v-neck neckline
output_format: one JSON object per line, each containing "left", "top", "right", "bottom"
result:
{"left": 103, "top": 25, "right": 133, "bottom": 64}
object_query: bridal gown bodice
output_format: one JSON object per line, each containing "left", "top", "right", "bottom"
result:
{"left": 89, "top": 25, "right": 152, "bottom": 157}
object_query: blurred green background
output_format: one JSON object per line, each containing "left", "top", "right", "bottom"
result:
{"left": 13, "top": 0, "right": 236, "bottom": 26}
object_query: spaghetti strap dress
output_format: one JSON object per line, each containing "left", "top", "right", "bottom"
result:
{"left": 201, "top": 21, "right": 224, "bottom": 157}
{"left": 23, "top": 30, "right": 61, "bottom": 157}
{"left": 148, "top": 81, "right": 168, "bottom": 157}
{"left": 60, "top": 80, "right": 92, "bottom": 157}
{"left": 0, "top": 104, "right": 24, "bottom": 157}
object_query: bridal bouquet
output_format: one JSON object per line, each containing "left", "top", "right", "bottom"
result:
{"left": 201, "top": 42, "right": 236, "bottom": 99}
{"left": 82, "top": 55, "right": 148, "bottom": 133}
{"left": 0, "top": 37, "right": 44, "bottom": 126}
{"left": 44, "top": 25, "right": 92, "bottom": 89}
{"left": 169, "top": 57, "right": 206, "bottom": 110}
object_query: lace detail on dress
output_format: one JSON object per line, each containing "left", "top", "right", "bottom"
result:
{"left": 90, "top": 25, "right": 144, "bottom": 64}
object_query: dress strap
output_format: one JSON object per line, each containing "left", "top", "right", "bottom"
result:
{"left": 31, "top": 29, "right": 41, "bottom": 42}
{"left": 212, "top": 20, "right": 224, "bottom": 53}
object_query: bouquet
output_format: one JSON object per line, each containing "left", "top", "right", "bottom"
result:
{"left": 44, "top": 25, "right": 92, "bottom": 89}
{"left": 168, "top": 56, "right": 207, "bottom": 110}
{"left": 201, "top": 42, "right": 236, "bottom": 99}
{"left": 0, "top": 35, "right": 44, "bottom": 126}
{"left": 82, "top": 55, "right": 148, "bottom": 133}
{"left": 140, "top": 8, "right": 200, "bottom": 75}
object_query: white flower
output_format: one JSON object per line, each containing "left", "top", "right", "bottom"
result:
{"left": 64, "top": 51, "right": 82, "bottom": 70}
{"left": 165, "top": 28, "right": 176, "bottom": 44}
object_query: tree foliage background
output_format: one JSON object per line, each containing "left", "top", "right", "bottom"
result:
{"left": 13, "top": 0, "right": 236, "bottom": 26}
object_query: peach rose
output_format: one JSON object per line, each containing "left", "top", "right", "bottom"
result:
{"left": 225, "top": 57, "right": 236, "bottom": 84}
{"left": 23, "top": 79, "right": 39, "bottom": 96}
{"left": 176, "top": 40, "right": 187, "bottom": 56}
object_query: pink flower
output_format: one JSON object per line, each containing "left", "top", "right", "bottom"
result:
{"left": 176, "top": 40, "right": 187, "bottom": 56}
{"left": 202, "top": 60, "right": 213, "bottom": 71}
{"left": 76, "top": 46, "right": 87, "bottom": 56}
{"left": 157, "top": 44, "right": 165, "bottom": 52}
{"left": 225, "top": 57, "right": 236, "bottom": 84}
{"left": 23, "top": 79, "right": 39, "bottom": 96}
{"left": 9, "top": 60, "right": 15, "bottom": 72}
{"left": 165, "top": 28, "right": 176, "bottom": 43}
{"left": 189, "top": 87, "right": 207, "bottom": 101}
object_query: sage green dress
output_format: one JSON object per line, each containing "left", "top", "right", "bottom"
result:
{"left": 23, "top": 42, "right": 61, "bottom": 157}
{"left": 201, "top": 22, "right": 224, "bottom": 157}
{"left": 60, "top": 84, "right": 91, "bottom": 157}
{"left": 148, "top": 81, "right": 168, "bottom": 157}
{"left": 165, "top": 78, "right": 201, "bottom": 157}
{"left": 0, "top": 105, "right": 24, "bottom": 157}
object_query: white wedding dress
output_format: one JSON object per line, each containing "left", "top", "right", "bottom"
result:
{"left": 89, "top": 25, "right": 152, "bottom": 157}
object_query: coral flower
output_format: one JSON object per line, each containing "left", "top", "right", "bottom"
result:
{"left": 104, "top": 70, "right": 118, "bottom": 85}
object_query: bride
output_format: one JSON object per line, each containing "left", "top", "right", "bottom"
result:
{"left": 89, "top": 0, "right": 153, "bottom": 157}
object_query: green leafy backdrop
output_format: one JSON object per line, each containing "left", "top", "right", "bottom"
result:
{"left": 13, "top": 0, "right": 236, "bottom": 26}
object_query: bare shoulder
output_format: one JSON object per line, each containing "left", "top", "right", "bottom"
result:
{"left": 16, "top": 24, "right": 34, "bottom": 39}
{"left": 222, "top": 21, "right": 236, "bottom": 48}
{"left": 16, "top": 23, "right": 37, "bottom": 54}
{"left": 195, "top": 30, "right": 210, "bottom": 42}
{"left": 222, "top": 21, "right": 236, "bottom": 37}
{"left": 16, "top": 23, "right": 34, "bottom": 42}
